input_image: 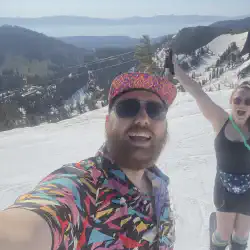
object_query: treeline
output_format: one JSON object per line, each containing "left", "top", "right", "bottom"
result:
{"left": 0, "top": 51, "right": 137, "bottom": 131}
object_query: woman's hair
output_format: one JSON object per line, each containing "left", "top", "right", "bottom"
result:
{"left": 238, "top": 81, "right": 250, "bottom": 89}
{"left": 230, "top": 81, "right": 250, "bottom": 102}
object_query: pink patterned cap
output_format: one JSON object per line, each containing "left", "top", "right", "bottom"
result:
{"left": 108, "top": 72, "right": 177, "bottom": 106}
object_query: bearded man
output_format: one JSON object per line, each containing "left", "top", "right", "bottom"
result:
{"left": 0, "top": 72, "right": 177, "bottom": 250}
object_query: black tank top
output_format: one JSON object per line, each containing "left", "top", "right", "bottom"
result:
{"left": 215, "top": 119, "right": 250, "bottom": 174}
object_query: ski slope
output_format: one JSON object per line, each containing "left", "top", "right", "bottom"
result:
{"left": 195, "top": 32, "right": 248, "bottom": 73}
{"left": 157, "top": 32, "right": 249, "bottom": 87}
{"left": 1, "top": 88, "right": 247, "bottom": 250}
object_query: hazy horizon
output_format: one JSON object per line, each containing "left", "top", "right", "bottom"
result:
{"left": 0, "top": 14, "right": 243, "bottom": 19}
{"left": 1, "top": 0, "right": 249, "bottom": 38}
{"left": 0, "top": 0, "right": 249, "bottom": 18}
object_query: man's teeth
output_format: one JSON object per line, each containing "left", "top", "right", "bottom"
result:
{"left": 128, "top": 132, "right": 151, "bottom": 139}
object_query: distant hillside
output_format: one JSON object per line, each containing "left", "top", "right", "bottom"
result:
{"left": 59, "top": 36, "right": 140, "bottom": 49}
{"left": 171, "top": 26, "right": 232, "bottom": 55}
{"left": 0, "top": 15, "right": 229, "bottom": 27}
{"left": 0, "top": 25, "right": 87, "bottom": 76}
{"left": 59, "top": 36, "right": 165, "bottom": 49}
{"left": 58, "top": 16, "right": 250, "bottom": 53}
{"left": 211, "top": 16, "right": 250, "bottom": 30}
{"left": 0, "top": 25, "right": 137, "bottom": 130}
{"left": 0, "top": 15, "right": 235, "bottom": 38}
{"left": 170, "top": 17, "right": 250, "bottom": 55}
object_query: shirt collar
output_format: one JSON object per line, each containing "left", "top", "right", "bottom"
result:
{"left": 96, "top": 143, "right": 169, "bottom": 186}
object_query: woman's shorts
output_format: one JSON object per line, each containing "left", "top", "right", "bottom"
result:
{"left": 214, "top": 173, "right": 250, "bottom": 216}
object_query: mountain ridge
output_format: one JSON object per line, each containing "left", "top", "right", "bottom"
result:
{"left": 0, "top": 14, "right": 232, "bottom": 26}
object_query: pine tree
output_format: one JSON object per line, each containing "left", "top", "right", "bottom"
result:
{"left": 219, "top": 67, "right": 224, "bottom": 76}
{"left": 216, "top": 68, "right": 219, "bottom": 78}
{"left": 216, "top": 59, "right": 220, "bottom": 67}
{"left": 231, "top": 53, "right": 236, "bottom": 63}
{"left": 180, "top": 61, "right": 190, "bottom": 71}
{"left": 212, "top": 68, "right": 216, "bottom": 79}
{"left": 134, "top": 35, "right": 160, "bottom": 75}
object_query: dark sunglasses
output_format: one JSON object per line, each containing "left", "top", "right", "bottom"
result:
{"left": 113, "top": 98, "right": 168, "bottom": 120}
{"left": 233, "top": 97, "right": 250, "bottom": 106}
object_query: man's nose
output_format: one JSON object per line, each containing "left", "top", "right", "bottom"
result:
{"left": 134, "top": 107, "right": 150, "bottom": 126}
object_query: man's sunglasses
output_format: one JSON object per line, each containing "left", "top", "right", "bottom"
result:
{"left": 233, "top": 97, "right": 250, "bottom": 106}
{"left": 113, "top": 98, "right": 168, "bottom": 120}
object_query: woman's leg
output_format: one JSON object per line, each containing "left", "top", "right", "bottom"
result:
{"left": 211, "top": 211, "right": 236, "bottom": 249}
{"left": 231, "top": 213, "right": 250, "bottom": 249}
{"left": 216, "top": 211, "right": 236, "bottom": 240}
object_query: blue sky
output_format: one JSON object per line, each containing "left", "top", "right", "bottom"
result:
{"left": 1, "top": 0, "right": 250, "bottom": 18}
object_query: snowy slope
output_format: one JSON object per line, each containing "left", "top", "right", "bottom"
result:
{"left": 195, "top": 32, "right": 248, "bottom": 75}
{"left": 0, "top": 88, "right": 245, "bottom": 250}
{"left": 204, "top": 58, "right": 250, "bottom": 92}
{"left": 156, "top": 32, "right": 249, "bottom": 84}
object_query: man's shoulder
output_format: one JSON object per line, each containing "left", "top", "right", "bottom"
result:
{"left": 40, "top": 155, "right": 106, "bottom": 185}
{"left": 64, "top": 155, "right": 105, "bottom": 177}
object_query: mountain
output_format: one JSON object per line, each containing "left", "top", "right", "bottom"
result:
{"left": 59, "top": 36, "right": 165, "bottom": 49}
{"left": 171, "top": 26, "right": 232, "bottom": 55}
{"left": 164, "top": 31, "right": 250, "bottom": 90}
{"left": 211, "top": 16, "right": 250, "bottom": 30}
{"left": 0, "top": 25, "right": 137, "bottom": 129}
{"left": 2, "top": 16, "right": 250, "bottom": 132}
{"left": 0, "top": 15, "right": 236, "bottom": 38}
{"left": 0, "top": 25, "right": 88, "bottom": 76}
{"left": 59, "top": 36, "right": 140, "bottom": 49}
{"left": 0, "top": 15, "right": 230, "bottom": 26}
{"left": 58, "top": 16, "right": 250, "bottom": 51}
{"left": 168, "top": 16, "right": 250, "bottom": 55}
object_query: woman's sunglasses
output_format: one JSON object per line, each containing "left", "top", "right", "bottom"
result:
{"left": 113, "top": 98, "right": 168, "bottom": 120}
{"left": 233, "top": 97, "right": 250, "bottom": 106}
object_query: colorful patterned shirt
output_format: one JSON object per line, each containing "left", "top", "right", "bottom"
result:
{"left": 9, "top": 147, "right": 175, "bottom": 250}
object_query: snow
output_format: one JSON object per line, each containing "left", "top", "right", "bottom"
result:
{"left": 0, "top": 87, "right": 241, "bottom": 250}
{"left": 64, "top": 86, "right": 88, "bottom": 107}
{"left": 194, "top": 32, "right": 248, "bottom": 75}
{"left": 156, "top": 32, "right": 249, "bottom": 84}
{"left": 207, "top": 32, "right": 248, "bottom": 56}
{"left": 202, "top": 58, "right": 250, "bottom": 92}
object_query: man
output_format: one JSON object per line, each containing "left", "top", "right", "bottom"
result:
{"left": 0, "top": 72, "right": 177, "bottom": 250}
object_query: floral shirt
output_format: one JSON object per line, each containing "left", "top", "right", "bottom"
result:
{"left": 9, "top": 147, "right": 175, "bottom": 250}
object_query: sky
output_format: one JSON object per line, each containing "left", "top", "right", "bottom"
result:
{"left": 0, "top": 0, "right": 249, "bottom": 18}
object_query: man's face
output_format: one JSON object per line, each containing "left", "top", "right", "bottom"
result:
{"left": 106, "top": 90, "right": 168, "bottom": 170}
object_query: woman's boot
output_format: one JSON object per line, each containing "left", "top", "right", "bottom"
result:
{"left": 230, "top": 241, "right": 247, "bottom": 250}
{"left": 210, "top": 243, "right": 228, "bottom": 250}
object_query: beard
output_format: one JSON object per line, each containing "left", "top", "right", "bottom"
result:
{"left": 106, "top": 125, "right": 167, "bottom": 170}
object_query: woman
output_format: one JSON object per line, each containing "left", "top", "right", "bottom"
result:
{"left": 174, "top": 60, "right": 250, "bottom": 250}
